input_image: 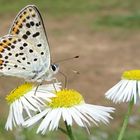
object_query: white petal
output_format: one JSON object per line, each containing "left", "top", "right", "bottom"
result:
{"left": 138, "top": 81, "right": 140, "bottom": 97}
{"left": 75, "top": 105, "right": 95, "bottom": 126}
{"left": 69, "top": 107, "right": 84, "bottom": 127}
{"left": 112, "top": 80, "right": 128, "bottom": 102}
{"left": 105, "top": 80, "right": 124, "bottom": 98}
{"left": 132, "top": 80, "right": 137, "bottom": 104}
{"left": 117, "top": 81, "right": 132, "bottom": 103}
{"left": 105, "top": 80, "right": 138, "bottom": 103}
{"left": 73, "top": 106, "right": 90, "bottom": 126}
{"left": 13, "top": 100, "right": 24, "bottom": 125}
{"left": 37, "top": 109, "right": 55, "bottom": 134}
{"left": 24, "top": 95, "right": 41, "bottom": 110}
{"left": 21, "top": 96, "right": 37, "bottom": 111}
{"left": 62, "top": 108, "right": 73, "bottom": 126}
{"left": 49, "top": 108, "right": 62, "bottom": 131}
{"left": 81, "top": 104, "right": 114, "bottom": 124}
{"left": 5, "top": 105, "right": 13, "bottom": 130}
{"left": 126, "top": 81, "right": 134, "bottom": 102}
{"left": 37, "top": 83, "right": 61, "bottom": 92}
{"left": 24, "top": 109, "right": 50, "bottom": 127}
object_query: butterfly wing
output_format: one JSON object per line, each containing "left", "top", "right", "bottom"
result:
{"left": 9, "top": 5, "right": 50, "bottom": 64}
{"left": 0, "top": 35, "right": 48, "bottom": 81}
{"left": 0, "top": 5, "right": 51, "bottom": 81}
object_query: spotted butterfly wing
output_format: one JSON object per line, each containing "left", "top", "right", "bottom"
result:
{"left": 0, "top": 5, "right": 51, "bottom": 82}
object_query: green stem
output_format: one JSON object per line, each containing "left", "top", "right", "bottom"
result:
{"left": 65, "top": 121, "right": 75, "bottom": 140}
{"left": 117, "top": 98, "right": 134, "bottom": 140}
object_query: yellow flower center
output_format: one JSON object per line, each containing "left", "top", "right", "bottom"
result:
{"left": 122, "top": 70, "right": 140, "bottom": 80}
{"left": 6, "top": 83, "right": 35, "bottom": 104}
{"left": 48, "top": 89, "right": 84, "bottom": 108}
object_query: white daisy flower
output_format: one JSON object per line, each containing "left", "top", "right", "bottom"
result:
{"left": 105, "top": 70, "right": 140, "bottom": 104}
{"left": 24, "top": 89, "right": 115, "bottom": 134}
{"left": 5, "top": 82, "right": 61, "bottom": 130}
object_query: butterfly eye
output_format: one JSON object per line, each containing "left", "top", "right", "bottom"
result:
{"left": 51, "top": 64, "right": 57, "bottom": 71}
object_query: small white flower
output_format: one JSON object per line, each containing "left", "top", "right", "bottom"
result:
{"left": 5, "top": 82, "right": 61, "bottom": 130}
{"left": 24, "top": 89, "right": 115, "bottom": 134}
{"left": 105, "top": 70, "right": 140, "bottom": 104}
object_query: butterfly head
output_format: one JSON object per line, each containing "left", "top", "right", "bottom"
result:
{"left": 42, "top": 64, "right": 59, "bottom": 82}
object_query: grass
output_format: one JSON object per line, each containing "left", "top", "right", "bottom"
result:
{"left": 1, "top": 119, "right": 140, "bottom": 140}
{"left": 93, "top": 13, "right": 140, "bottom": 29}
{"left": 0, "top": 0, "right": 104, "bottom": 16}
{"left": 109, "top": 129, "right": 140, "bottom": 140}
{"left": 0, "top": 0, "right": 140, "bottom": 30}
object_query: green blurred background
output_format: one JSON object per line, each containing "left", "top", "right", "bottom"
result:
{"left": 1, "top": 0, "right": 140, "bottom": 140}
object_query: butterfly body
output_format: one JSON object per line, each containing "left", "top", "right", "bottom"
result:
{"left": 0, "top": 5, "right": 59, "bottom": 82}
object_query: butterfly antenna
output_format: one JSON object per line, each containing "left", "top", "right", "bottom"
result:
{"left": 54, "top": 55, "right": 79, "bottom": 64}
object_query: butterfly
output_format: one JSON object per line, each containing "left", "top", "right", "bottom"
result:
{"left": 0, "top": 5, "right": 59, "bottom": 82}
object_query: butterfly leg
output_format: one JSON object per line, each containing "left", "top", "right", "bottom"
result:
{"left": 34, "top": 82, "right": 42, "bottom": 95}
{"left": 51, "top": 78, "right": 59, "bottom": 92}
{"left": 59, "top": 71, "right": 67, "bottom": 88}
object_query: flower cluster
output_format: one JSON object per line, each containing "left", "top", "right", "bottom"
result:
{"left": 5, "top": 68, "right": 140, "bottom": 140}
{"left": 5, "top": 82, "right": 114, "bottom": 134}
